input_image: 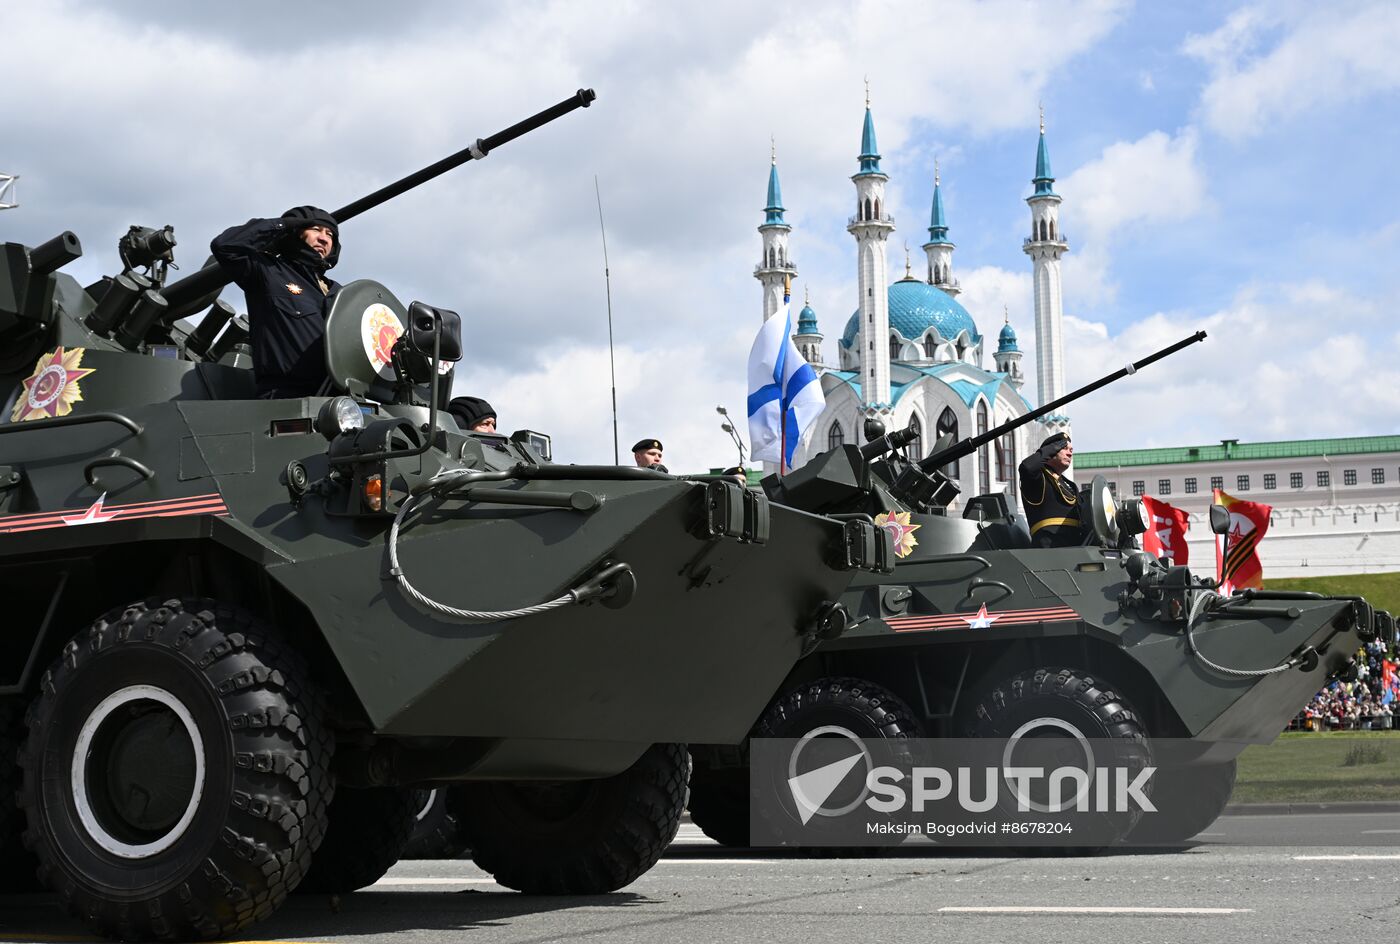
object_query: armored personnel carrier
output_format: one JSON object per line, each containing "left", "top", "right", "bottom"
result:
{"left": 690, "top": 334, "right": 1396, "bottom": 847}
{"left": 0, "top": 91, "right": 892, "bottom": 940}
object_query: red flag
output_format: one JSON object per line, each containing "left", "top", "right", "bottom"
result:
{"left": 1140, "top": 496, "right": 1190, "bottom": 566}
{"left": 1213, "top": 488, "right": 1272, "bottom": 593}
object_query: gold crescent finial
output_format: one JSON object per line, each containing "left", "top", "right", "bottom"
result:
{"left": 771, "top": 134, "right": 776, "bottom": 164}
{"left": 865, "top": 76, "right": 870, "bottom": 108}
{"left": 934, "top": 157, "right": 940, "bottom": 187}
{"left": 1039, "top": 102, "right": 1045, "bottom": 134}
{"left": 903, "top": 242, "right": 912, "bottom": 277}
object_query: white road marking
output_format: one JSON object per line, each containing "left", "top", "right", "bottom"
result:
{"left": 1292, "top": 854, "right": 1400, "bottom": 860}
{"left": 1359, "top": 829, "right": 1400, "bottom": 834}
{"left": 372, "top": 878, "right": 501, "bottom": 886}
{"left": 939, "top": 906, "right": 1250, "bottom": 915}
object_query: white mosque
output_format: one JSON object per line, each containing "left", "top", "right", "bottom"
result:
{"left": 756, "top": 100, "right": 1070, "bottom": 506}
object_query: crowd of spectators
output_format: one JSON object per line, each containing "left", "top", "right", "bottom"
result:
{"left": 1291, "top": 638, "right": 1397, "bottom": 731}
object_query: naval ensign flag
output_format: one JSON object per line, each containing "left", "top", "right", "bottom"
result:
{"left": 747, "top": 290, "right": 824, "bottom": 473}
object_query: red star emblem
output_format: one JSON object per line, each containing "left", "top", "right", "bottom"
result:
{"left": 60, "top": 493, "right": 120, "bottom": 526}
{"left": 964, "top": 604, "right": 1000, "bottom": 629}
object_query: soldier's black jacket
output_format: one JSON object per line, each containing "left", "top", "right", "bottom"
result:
{"left": 211, "top": 218, "right": 342, "bottom": 398}
{"left": 1018, "top": 448, "right": 1082, "bottom": 547}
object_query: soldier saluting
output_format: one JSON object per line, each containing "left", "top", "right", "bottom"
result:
{"left": 1019, "top": 432, "right": 1083, "bottom": 547}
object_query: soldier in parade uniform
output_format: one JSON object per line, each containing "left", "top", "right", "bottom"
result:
{"left": 632, "top": 438, "right": 667, "bottom": 473}
{"left": 211, "top": 206, "right": 342, "bottom": 399}
{"left": 448, "top": 396, "right": 497, "bottom": 432}
{"left": 1019, "top": 432, "right": 1083, "bottom": 547}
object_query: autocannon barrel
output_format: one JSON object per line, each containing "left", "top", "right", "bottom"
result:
{"left": 30, "top": 231, "right": 82, "bottom": 276}
{"left": 919, "top": 330, "right": 1208, "bottom": 473}
{"left": 157, "top": 88, "right": 597, "bottom": 321}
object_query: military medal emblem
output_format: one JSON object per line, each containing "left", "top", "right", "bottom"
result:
{"left": 360, "top": 304, "right": 404, "bottom": 377}
{"left": 286, "top": 282, "right": 304, "bottom": 295}
{"left": 12, "top": 347, "right": 97, "bottom": 422}
{"left": 874, "top": 510, "right": 921, "bottom": 558}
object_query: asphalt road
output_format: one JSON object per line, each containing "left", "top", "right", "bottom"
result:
{"left": 2, "top": 813, "right": 1397, "bottom": 944}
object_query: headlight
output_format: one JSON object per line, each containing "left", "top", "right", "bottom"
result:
{"left": 316, "top": 396, "right": 366, "bottom": 441}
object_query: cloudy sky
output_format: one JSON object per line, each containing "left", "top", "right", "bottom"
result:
{"left": 4, "top": 0, "right": 1398, "bottom": 471}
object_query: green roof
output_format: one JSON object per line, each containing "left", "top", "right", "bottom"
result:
{"left": 1076, "top": 435, "right": 1400, "bottom": 469}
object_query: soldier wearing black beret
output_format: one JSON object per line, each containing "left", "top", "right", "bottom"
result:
{"left": 1019, "top": 431, "right": 1082, "bottom": 547}
{"left": 448, "top": 396, "right": 497, "bottom": 433}
{"left": 632, "top": 438, "right": 667, "bottom": 473}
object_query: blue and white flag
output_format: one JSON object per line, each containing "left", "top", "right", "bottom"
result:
{"left": 747, "top": 298, "right": 824, "bottom": 470}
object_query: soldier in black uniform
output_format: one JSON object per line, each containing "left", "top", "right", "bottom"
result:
{"left": 448, "top": 396, "right": 497, "bottom": 432}
{"left": 211, "top": 206, "right": 342, "bottom": 399}
{"left": 1019, "top": 432, "right": 1083, "bottom": 547}
{"left": 632, "top": 438, "right": 667, "bottom": 473}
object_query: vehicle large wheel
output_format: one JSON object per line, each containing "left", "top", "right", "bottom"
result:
{"left": 0, "top": 699, "right": 41, "bottom": 890}
{"left": 686, "top": 766, "right": 751, "bottom": 848}
{"left": 970, "top": 666, "right": 1152, "bottom": 847}
{"left": 297, "top": 785, "right": 418, "bottom": 893}
{"left": 1126, "top": 759, "right": 1236, "bottom": 844}
{"left": 452, "top": 742, "right": 689, "bottom": 894}
{"left": 402, "top": 787, "right": 470, "bottom": 860}
{"left": 750, "top": 677, "right": 924, "bottom": 851}
{"left": 18, "top": 599, "right": 333, "bottom": 941}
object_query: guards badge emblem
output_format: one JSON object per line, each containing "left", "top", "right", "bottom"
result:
{"left": 874, "top": 510, "right": 921, "bottom": 559}
{"left": 12, "top": 347, "right": 96, "bottom": 422}
{"left": 286, "top": 282, "right": 304, "bottom": 295}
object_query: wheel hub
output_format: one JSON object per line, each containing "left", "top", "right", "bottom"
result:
{"left": 71, "top": 685, "right": 205, "bottom": 859}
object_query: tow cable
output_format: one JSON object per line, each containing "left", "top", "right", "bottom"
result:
{"left": 387, "top": 468, "right": 631, "bottom": 622}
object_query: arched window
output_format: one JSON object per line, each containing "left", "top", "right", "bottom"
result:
{"left": 906, "top": 413, "right": 922, "bottom": 459}
{"left": 923, "top": 334, "right": 938, "bottom": 359}
{"left": 977, "top": 401, "right": 991, "bottom": 495}
{"left": 828, "top": 421, "right": 845, "bottom": 451}
{"left": 874, "top": 197, "right": 881, "bottom": 219}
{"left": 1049, "top": 220, "right": 1056, "bottom": 240}
{"left": 889, "top": 334, "right": 901, "bottom": 360}
{"left": 936, "top": 407, "right": 959, "bottom": 479}
{"left": 995, "top": 433, "right": 1017, "bottom": 494}
{"left": 956, "top": 338, "right": 967, "bottom": 361}
{"left": 863, "top": 197, "right": 872, "bottom": 220}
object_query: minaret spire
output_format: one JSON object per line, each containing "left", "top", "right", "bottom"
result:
{"left": 755, "top": 139, "right": 797, "bottom": 322}
{"left": 994, "top": 305, "right": 1024, "bottom": 389}
{"left": 1023, "top": 108, "right": 1069, "bottom": 427}
{"left": 922, "top": 157, "right": 959, "bottom": 296}
{"left": 848, "top": 87, "right": 893, "bottom": 412}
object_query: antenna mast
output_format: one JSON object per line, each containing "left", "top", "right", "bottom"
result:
{"left": 594, "top": 175, "right": 620, "bottom": 465}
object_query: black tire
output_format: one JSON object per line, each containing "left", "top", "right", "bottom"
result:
{"left": 453, "top": 742, "right": 689, "bottom": 894}
{"left": 18, "top": 598, "right": 333, "bottom": 941}
{"left": 1126, "top": 759, "right": 1236, "bottom": 844}
{"left": 297, "top": 785, "right": 418, "bottom": 893}
{"left": 402, "top": 787, "right": 470, "bottom": 860}
{"left": 971, "top": 666, "right": 1152, "bottom": 847}
{"left": 686, "top": 767, "right": 750, "bottom": 848}
{"left": 0, "top": 699, "right": 41, "bottom": 891}
{"left": 751, "top": 677, "right": 924, "bottom": 851}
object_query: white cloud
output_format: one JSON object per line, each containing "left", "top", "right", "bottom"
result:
{"left": 1184, "top": 1, "right": 1400, "bottom": 140}
{"left": 1056, "top": 129, "right": 1207, "bottom": 306}
{"left": 1059, "top": 281, "right": 1400, "bottom": 453}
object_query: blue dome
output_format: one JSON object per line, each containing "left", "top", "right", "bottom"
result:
{"left": 840, "top": 278, "right": 980, "bottom": 351}
{"left": 796, "top": 303, "right": 819, "bottom": 335}
{"left": 997, "top": 321, "right": 1020, "bottom": 353}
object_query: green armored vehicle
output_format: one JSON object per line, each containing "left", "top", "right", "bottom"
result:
{"left": 690, "top": 334, "right": 1396, "bottom": 847}
{"left": 0, "top": 91, "right": 892, "bottom": 940}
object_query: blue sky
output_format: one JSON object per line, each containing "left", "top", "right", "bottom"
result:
{"left": 3, "top": 0, "right": 1398, "bottom": 470}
